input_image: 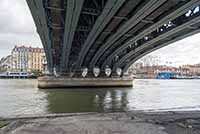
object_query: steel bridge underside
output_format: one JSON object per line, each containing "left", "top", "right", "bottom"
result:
{"left": 27, "top": 0, "right": 200, "bottom": 77}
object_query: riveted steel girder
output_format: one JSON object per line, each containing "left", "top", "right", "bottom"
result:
{"left": 26, "top": 0, "right": 53, "bottom": 72}
{"left": 102, "top": 0, "right": 200, "bottom": 69}
{"left": 113, "top": 15, "right": 200, "bottom": 71}
{"left": 89, "top": 0, "right": 167, "bottom": 69}
{"left": 61, "top": 0, "right": 84, "bottom": 72}
{"left": 76, "top": 0, "right": 126, "bottom": 70}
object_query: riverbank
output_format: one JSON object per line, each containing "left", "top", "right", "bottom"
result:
{"left": 1, "top": 111, "right": 200, "bottom": 134}
{"left": 0, "top": 121, "right": 8, "bottom": 129}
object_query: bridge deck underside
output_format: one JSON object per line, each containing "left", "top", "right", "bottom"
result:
{"left": 27, "top": 0, "right": 200, "bottom": 77}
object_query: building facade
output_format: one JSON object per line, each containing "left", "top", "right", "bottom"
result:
{"left": 0, "top": 55, "right": 12, "bottom": 72}
{"left": 129, "top": 63, "right": 200, "bottom": 78}
{"left": 28, "top": 47, "right": 45, "bottom": 72}
{"left": 11, "top": 45, "right": 45, "bottom": 72}
{"left": 12, "top": 46, "right": 29, "bottom": 71}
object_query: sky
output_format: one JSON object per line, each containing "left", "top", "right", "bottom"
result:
{"left": 0, "top": 0, "right": 42, "bottom": 57}
{"left": 139, "top": 32, "right": 200, "bottom": 66}
{"left": 0, "top": 0, "right": 200, "bottom": 66}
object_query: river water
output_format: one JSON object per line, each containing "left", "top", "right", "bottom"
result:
{"left": 0, "top": 79, "right": 200, "bottom": 116}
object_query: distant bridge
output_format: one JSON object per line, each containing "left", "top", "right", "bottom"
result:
{"left": 26, "top": 0, "right": 200, "bottom": 87}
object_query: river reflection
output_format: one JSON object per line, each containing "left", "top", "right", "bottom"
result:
{"left": 44, "top": 88, "right": 130, "bottom": 113}
{"left": 1, "top": 79, "right": 200, "bottom": 116}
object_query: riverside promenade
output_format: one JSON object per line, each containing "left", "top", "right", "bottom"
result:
{"left": 1, "top": 111, "right": 200, "bottom": 134}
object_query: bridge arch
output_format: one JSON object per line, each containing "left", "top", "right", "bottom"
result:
{"left": 101, "top": 1, "right": 200, "bottom": 70}
{"left": 122, "top": 29, "right": 200, "bottom": 73}
{"left": 89, "top": 0, "right": 168, "bottom": 69}
{"left": 76, "top": 0, "right": 126, "bottom": 70}
{"left": 26, "top": 0, "right": 200, "bottom": 78}
{"left": 113, "top": 7, "right": 200, "bottom": 73}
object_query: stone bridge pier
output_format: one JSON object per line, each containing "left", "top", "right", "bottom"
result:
{"left": 38, "top": 68, "right": 133, "bottom": 88}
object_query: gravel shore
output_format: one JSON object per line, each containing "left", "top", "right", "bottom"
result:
{"left": 1, "top": 111, "right": 200, "bottom": 134}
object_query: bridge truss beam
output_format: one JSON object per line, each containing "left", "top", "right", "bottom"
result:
{"left": 89, "top": 0, "right": 167, "bottom": 69}
{"left": 76, "top": 0, "right": 126, "bottom": 71}
{"left": 114, "top": 10, "right": 200, "bottom": 72}
{"left": 26, "top": 0, "right": 54, "bottom": 73}
{"left": 102, "top": 0, "right": 200, "bottom": 70}
{"left": 61, "top": 0, "right": 84, "bottom": 73}
{"left": 122, "top": 28, "right": 200, "bottom": 73}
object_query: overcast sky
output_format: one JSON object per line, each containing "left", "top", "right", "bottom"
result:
{"left": 140, "top": 32, "right": 200, "bottom": 66}
{"left": 0, "top": 0, "right": 200, "bottom": 66}
{"left": 0, "top": 0, "right": 42, "bottom": 58}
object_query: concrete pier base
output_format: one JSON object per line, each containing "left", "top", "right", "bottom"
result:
{"left": 38, "top": 76, "right": 133, "bottom": 88}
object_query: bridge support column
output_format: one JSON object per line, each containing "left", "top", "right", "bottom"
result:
{"left": 38, "top": 75, "right": 133, "bottom": 89}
